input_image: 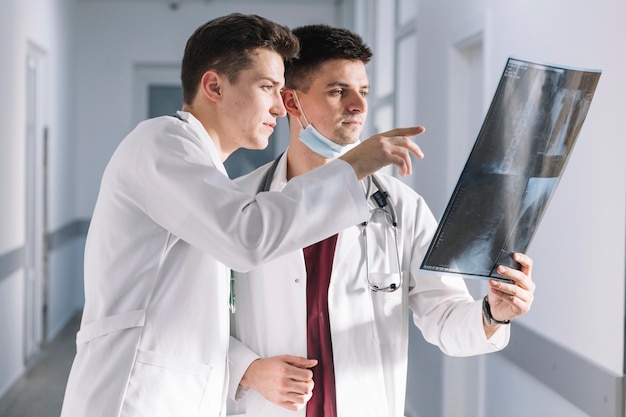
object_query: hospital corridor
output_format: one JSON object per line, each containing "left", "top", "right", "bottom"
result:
{"left": 1, "top": 1, "right": 625, "bottom": 416}
{"left": 0, "top": 314, "right": 79, "bottom": 417}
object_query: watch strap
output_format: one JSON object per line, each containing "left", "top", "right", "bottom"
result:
{"left": 482, "top": 295, "right": 511, "bottom": 325}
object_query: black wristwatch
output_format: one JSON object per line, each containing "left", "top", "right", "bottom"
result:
{"left": 482, "top": 295, "right": 511, "bottom": 325}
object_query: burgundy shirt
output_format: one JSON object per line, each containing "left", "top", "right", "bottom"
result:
{"left": 304, "top": 234, "right": 339, "bottom": 417}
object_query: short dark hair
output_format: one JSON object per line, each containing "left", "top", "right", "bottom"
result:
{"left": 285, "top": 24, "right": 373, "bottom": 91}
{"left": 181, "top": 13, "right": 300, "bottom": 104}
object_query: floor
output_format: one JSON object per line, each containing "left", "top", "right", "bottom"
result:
{"left": 0, "top": 313, "right": 80, "bottom": 417}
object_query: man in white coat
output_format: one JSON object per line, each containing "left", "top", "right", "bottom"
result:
{"left": 59, "top": 14, "right": 427, "bottom": 417}
{"left": 227, "top": 25, "right": 536, "bottom": 417}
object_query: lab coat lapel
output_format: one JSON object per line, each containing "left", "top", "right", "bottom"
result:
{"left": 329, "top": 225, "right": 391, "bottom": 417}
{"left": 332, "top": 225, "right": 362, "bottom": 276}
{"left": 176, "top": 110, "right": 228, "bottom": 177}
{"left": 331, "top": 177, "right": 375, "bottom": 277}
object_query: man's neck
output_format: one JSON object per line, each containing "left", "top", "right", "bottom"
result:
{"left": 181, "top": 103, "right": 231, "bottom": 162}
{"left": 285, "top": 138, "right": 333, "bottom": 180}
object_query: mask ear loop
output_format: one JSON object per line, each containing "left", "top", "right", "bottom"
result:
{"left": 291, "top": 90, "right": 310, "bottom": 130}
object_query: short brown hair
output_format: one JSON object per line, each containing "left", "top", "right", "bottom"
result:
{"left": 285, "top": 24, "right": 372, "bottom": 92}
{"left": 181, "top": 13, "right": 299, "bottom": 104}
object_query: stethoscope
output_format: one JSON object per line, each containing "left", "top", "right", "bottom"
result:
{"left": 362, "top": 175, "right": 403, "bottom": 292}
{"left": 259, "top": 154, "right": 403, "bottom": 293}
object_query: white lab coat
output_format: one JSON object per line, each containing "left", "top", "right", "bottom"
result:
{"left": 227, "top": 154, "right": 509, "bottom": 417}
{"left": 60, "top": 112, "right": 370, "bottom": 417}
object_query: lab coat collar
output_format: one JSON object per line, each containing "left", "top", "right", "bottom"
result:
{"left": 175, "top": 110, "right": 228, "bottom": 177}
{"left": 268, "top": 151, "right": 372, "bottom": 200}
{"left": 264, "top": 151, "right": 363, "bottom": 268}
{"left": 267, "top": 150, "right": 290, "bottom": 191}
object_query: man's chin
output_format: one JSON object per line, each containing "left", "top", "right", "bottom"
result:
{"left": 337, "top": 129, "right": 363, "bottom": 145}
{"left": 337, "top": 137, "right": 360, "bottom": 146}
{"left": 245, "top": 139, "right": 270, "bottom": 151}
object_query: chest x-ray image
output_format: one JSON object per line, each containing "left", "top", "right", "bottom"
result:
{"left": 421, "top": 57, "right": 601, "bottom": 280}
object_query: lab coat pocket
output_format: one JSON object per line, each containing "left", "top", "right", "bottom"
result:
{"left": 370, "top": 283, "right": 403, "bottom": 344}
{"left": 119, "top": 349, "right": 212, "bottom": 417}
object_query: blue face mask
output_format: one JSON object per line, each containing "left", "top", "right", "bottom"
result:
{"left": 293, "top": 91, "right": 358, "bottom": 159}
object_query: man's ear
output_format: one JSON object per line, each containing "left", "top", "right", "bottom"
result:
{"left": 281, "top": 88, "right": 302, "bottom": 117}
{"left": 200, "top": 70, "right": 223, "bottom": 103}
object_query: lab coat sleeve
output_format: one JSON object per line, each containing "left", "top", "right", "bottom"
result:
{"left": 407, "top": 194, "right": 510, "bottom": 356}
{"left": 130, "top": 125, "right": 369, "bottom": 271}
{"left": 228, "top": 336, "right": 260, "bottom": 402}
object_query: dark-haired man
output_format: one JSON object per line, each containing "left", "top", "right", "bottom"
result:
{"left": 60, "top": 14, "right": 425, "bottom": 417}
{"left": 227, "top": 24, "right": 535, "bottom": 417}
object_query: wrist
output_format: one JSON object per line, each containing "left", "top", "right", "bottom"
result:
{"left": 239, "top": 358, "right": 260, "bottom": 389}
{"left": 482, "top": 295, "right": 511, "bottom": 325}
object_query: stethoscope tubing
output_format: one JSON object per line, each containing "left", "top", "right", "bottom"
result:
{"left": 260, "top": 155, "right": 402, "bottom": 292}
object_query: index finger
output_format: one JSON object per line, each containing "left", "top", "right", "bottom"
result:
{"left": 381, "top": 126, "right": 426, "bottom": 137}
{"left": 282, "top": 355, "right": 317, "bottom": 369}
{"left": 495, "top": 265, "right": 533, "bottom": 292}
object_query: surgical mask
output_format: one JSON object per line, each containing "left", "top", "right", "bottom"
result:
{"left": 292, "top": 91, "right": 358, "bottom": 159}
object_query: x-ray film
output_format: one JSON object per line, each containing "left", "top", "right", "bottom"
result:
{"left": 420, "top": 58, "right": 601, "bottom": 280}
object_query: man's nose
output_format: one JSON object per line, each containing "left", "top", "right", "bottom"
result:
{"left": 271, "top": 92, "right": 287, "bottom": 117}
{"left": 347, "top": 91, "right": 367, "bottom": 113}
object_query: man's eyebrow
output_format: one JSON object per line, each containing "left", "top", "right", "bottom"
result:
{"left": 257, "top": 76, "right": 285, "bottom": 88}
{"left": 325, "top": 81, "right": 370, "bottom": 89}
{"left": 254, "top": 74, "right": 283, "bottom": 84}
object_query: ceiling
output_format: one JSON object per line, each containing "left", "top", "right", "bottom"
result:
{"left": 74, "top": 0, "right": 340, "bottom": 16}
{"left": 76, "top": 0, "right": 339, "bottom": 4}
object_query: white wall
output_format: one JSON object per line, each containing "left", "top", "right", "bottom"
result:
{"left": 412, "top": 0, "right": 625, "bottom": 415}
{"left": 0, "top": 1, "right": 26, "bottom": 397}
{"left": 490, "top": 0, "right": 625, "bottom": 377}
{"left": 0, "top": 2, "right": 23, "bottom": 256}
{"left": 418, "top": 0, "right": 625, "bottom": 377}
{"left": 0, "top": 0, "right": 77, "bottom": 399}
